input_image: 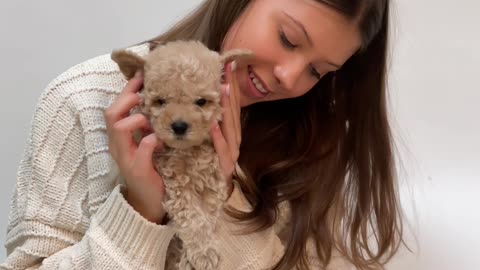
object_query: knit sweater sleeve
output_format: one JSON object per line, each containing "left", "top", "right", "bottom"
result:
{"left": 1, "top": 46, "right": 176, "bottom": 270}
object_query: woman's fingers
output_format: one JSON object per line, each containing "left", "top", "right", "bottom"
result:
{"left": 220, "top": 84, "right": 239, "bottom": 161}
{"left": 215, "top": 61, "right": 243, "bottom": 180}
{"left": 210, "top": 122, "right": 235, "bottom": 179}
{"left": 136, "top": 133, "right": 162, "bottom": 162}
{"left": 225, "top": 62, "right": 242, "bottom": 146}
{"left": 104, "top": 72, "right": 144, "bottom": 130}
{"left": 110, "top": 113, "right": 151, "bottom": 163}
{"left": 106, "top": 93, "right": 142, "bottom": 130}
{"left": 133, "top": 133, "right": 165, "bottom": 191}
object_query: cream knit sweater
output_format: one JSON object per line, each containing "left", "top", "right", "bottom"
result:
{"left": 0, "top": 44, "right": 353, "bottom": 270}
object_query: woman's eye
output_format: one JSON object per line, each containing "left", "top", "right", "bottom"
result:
{"left": 279, "top": 29, "right": 321, "bottom": 80}
{"left": 310, "top": 66, "right": 322, "bottom": 80}
{"left": 195, "top": 98, "right": 207, "bottom": 107}
{"left": 154, "top": 98, "right": 166, "bottom": 106}
{"left": 279, "top": 30, "right": 297, "bottom": 49}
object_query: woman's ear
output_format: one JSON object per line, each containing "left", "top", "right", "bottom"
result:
{"left": 111, "top": 50, "right": 146, "bottom": 80}
{"left": 220, "top": 49, "right": 253, "bottom": 65}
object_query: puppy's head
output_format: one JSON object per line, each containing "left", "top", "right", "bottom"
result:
{"left": 111, "top": 41, "right": 252, "bottom": 149}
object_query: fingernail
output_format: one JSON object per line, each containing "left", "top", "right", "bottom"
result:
{"left": 135, "top": 70, "right": 143, "bottom": 78}
{"left": 145, "top": 134, "right": 155, "bottom": 144}
{"left": 231, "top": 61, "right": 237, "bottom": 72}
{"left": 225, "top": 84, "right": 230, "bottom": 96}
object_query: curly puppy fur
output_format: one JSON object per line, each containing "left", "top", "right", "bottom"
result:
{"left": 111, "top": 40, "right": 251, "bottom": 270}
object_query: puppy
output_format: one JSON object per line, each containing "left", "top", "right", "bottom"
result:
{"left": 111, "top": 40, "right": 251, "bottom": 270}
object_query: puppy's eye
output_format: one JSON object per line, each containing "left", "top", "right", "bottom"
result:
{"left": 154, "top": 98, "right": 166, "bottom": 106}
{"left": 195, "top": 98, "right": 207, "bottom": 107}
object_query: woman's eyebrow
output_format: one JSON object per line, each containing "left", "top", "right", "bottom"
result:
{"left": 282, "top": 11, "right": 313, "bottom": 46}
{"left": 282, "top": 11, "right": 341, "bottom": 68}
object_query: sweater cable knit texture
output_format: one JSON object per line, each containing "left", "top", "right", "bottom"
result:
{"left": 0, "top": 44, "right": 352, "bottom": 270}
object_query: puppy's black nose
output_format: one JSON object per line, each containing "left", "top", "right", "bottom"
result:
{"left": 171, "top": 121, "right": 189, "bottom": 135}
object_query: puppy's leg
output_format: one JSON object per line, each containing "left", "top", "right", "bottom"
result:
{"left": 165, "top": 236, "right": 183, "bottom": 270}
{"left": 183, "top": 166, "right": 226, "bottom": 269}
{"left": 178, "top": 207, "right": 220, "bottom": 270}
{"left": 163, "top": 156, "right": 226, "bottom": 269}
{"left": 178, "top": 250, "right": 195, "bottom": 270}
{"left": 189, "top": 245, "right": 220, "bottom": 270}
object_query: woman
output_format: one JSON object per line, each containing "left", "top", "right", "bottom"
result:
{"left": 1, "top": 0, "right": 404, "bottom": 269}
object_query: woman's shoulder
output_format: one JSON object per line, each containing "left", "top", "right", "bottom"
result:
{"left": 37, "top": 43, "right": 150, "bottom": 113}
{"left": 52, "top": 42, "right": 150, "bottom": 84}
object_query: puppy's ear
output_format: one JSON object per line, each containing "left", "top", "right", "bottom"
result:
{"left": 111, "top": 50, "right": 146, "bottom": 80}
{"left": 220, "top": 49, "right": 253, "bottom": 65}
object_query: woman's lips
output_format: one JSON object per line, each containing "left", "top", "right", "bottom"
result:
{"left": 245, "top": 65, "right": 269, "bottom": 99}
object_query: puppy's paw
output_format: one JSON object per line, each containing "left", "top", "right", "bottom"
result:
{"left": 179, "top": 252, "right": 195, "bottom": 270}
{"left": 191, "top": 248, "right": 220, "bottom": 270}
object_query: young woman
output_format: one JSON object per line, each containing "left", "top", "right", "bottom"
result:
{"left": 1, "top": 0, "right": 404, "bottom": 269}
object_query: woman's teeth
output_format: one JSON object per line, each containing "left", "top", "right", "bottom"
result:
{"left": 249, "top": 71, "right": 268, "bottom": 94}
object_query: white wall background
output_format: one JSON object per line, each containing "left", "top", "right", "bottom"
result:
{"left": 0, "top": 0, "right": 478, "bottom": 269}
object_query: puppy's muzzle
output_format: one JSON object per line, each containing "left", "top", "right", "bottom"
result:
{"left": 171, "top": 121, "right": 189, "bottom": 136}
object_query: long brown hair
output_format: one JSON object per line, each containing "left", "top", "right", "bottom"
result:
{"left": 146, "top": 0, "right": 406, "bottom": 269}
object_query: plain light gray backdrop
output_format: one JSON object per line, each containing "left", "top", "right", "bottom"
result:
{"left": 0, "top": 1, "right": 479, "bottom": 269}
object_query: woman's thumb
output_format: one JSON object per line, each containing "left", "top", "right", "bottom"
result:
{"left": 137, "top": 134, "right": 162, "bottom": 161}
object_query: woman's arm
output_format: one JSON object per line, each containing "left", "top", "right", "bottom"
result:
{"left": 0, "top": 52, "right": 175, "bottom": 270}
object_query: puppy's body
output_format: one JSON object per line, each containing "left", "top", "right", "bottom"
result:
{"left": 159, "top": 145, "right": 226, "bottom": 270}
{"left": 111, "top": 40, "right": 251, "bottom": 270}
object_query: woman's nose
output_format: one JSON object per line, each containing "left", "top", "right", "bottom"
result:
{"left": 273, "top": 60, "right": 305, "bottom": 94}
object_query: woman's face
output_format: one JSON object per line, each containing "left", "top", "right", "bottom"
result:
{"left": 221, "top": 0, "right": 361, "bottom": 107}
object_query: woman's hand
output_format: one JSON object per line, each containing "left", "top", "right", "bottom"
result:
{"left": 104, "top": 71, "right": 167, "bottom": 224}
{"left": 211, "top": 62, "right": 242, "bottom": 197}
